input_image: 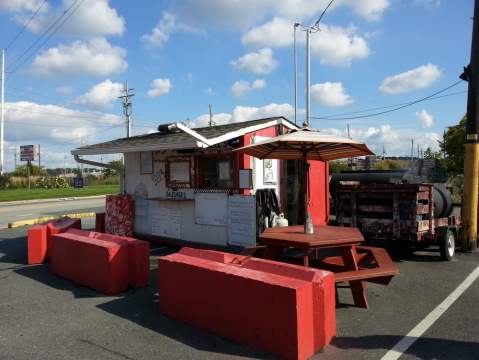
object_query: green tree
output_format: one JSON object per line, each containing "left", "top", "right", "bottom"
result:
{"left": 101, "top": 160, "right": 124, "bottom": 177}
{"left": 440, "top": 115, "right": 466, "bottom": 174}
{"left": 424, "top": 147, "right": 442, "bottom": 160}
{"left": 328, "top": 160, "right": 349, "bottom": 173}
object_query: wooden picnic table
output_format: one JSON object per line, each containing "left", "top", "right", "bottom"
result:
{"left": 259, "top": 225, "right": 397, "bottom": 308}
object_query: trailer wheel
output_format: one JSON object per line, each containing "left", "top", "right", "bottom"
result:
{"left": 439, "top": 228, "right": 455, "bottom": 261}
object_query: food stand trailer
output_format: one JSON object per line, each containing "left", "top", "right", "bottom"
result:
{"left": 71, "top": 117, "right": 330, "bottom": 248}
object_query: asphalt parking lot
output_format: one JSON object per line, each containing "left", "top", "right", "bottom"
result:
{"left": 1, "top": 225, "right": 479, "bottom": 360}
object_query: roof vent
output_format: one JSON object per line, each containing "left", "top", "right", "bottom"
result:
{"left": 157, "top": 123, "right": 182, "bottom": 134}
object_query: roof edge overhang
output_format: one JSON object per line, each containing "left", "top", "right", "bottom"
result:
{"left": 71, "top": 140, "right": 207, "bottom": 156}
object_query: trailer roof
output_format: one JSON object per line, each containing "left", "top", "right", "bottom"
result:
{"left": 71, "top": 117, "right": 298, "bottom": 155}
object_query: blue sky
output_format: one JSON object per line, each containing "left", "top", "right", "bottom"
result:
{"left": 0, "top": 0, "right": 473, "bottom": 170}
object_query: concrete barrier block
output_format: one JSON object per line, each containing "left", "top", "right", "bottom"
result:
{"left": 46, "top": 217, "right": 82, "bottom": 256}
{"left": 50, "top": 232, "right": 129, "bottom": 295}
{"left": 158, "top": 248, "right": 336, "bottom": 360}
{"left": 66, "top": 229, "right": 150, "bottom": 288}
{"left": 27, "top": 225, "right": 48, "bottom": 264}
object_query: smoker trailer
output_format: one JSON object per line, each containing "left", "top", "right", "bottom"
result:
{"left": 331, "top": 176, "right": 460, "bottom": 261}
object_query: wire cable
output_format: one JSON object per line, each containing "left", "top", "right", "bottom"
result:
{"left": 313, "top": 0, "right": 336, "bottom": 28}
{"left": 7, "top": 0, "right": 84, "bottom": 75}
{"left": 311, "top": 80, "right": 464, "bottom": 121}
{"left": 4, "top": 0, "right": 48, "bottom": 51}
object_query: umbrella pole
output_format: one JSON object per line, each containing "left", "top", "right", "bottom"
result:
{"left": 303, "top": 152, "right": 314, "bottom": 234}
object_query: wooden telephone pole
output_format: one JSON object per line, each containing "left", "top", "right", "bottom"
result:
{"left": 461, "top": 0, "right": 479, "bottom": 251}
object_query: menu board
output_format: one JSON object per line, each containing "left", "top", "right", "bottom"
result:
{"left": 228, "top": 195, "right": 256, "bottom": 247}
{"left": 151, "top": 203, "right": 181, "bottom": 239}
{"left": 134, "top": 196, "right": 151, "bottom": 234}
{"left": 195, "top": 192, "right": 228, "bottom": 226}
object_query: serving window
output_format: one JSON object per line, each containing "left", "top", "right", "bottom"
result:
{"left": 166, "top": 158, "right": 192, "bottom": 188}
{"left": 197, "top": 155, "right": 234, "bottom": 189}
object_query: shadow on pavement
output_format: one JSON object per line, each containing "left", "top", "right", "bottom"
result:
{"left": 0, "top": 235, "right": 28, "bottom": 267}
{"left": 97, "top": 267, "right": 272, "bottom": 360}
{"left": 333, "top": 335, "right": 479, "bottom": 359}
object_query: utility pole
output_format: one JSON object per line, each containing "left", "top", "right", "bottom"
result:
{"left": 0, "top": 49, "right": 5, "bottom": 175}
{"left": 347, "top": 124, "right": 351, "bottom": 139}
{"left": 461, "top": 0, "right": 479, "bottom": 251}
{"left": 38, "top": 144, "right": 41, "bottom": 169}
{"left": 208, "top": 104, "right": 215, "bottom": 127}
{"left": 411, "top": 138, "right": 414, "bottom": 160}
{"left": 118, "top": 81, "right": 134, "bottom": 138}
{"left": 13, "top": 147, "right": 17, "bottom": 169}
{"left": 304, "top": 28, "right": 311, "bottom": 128}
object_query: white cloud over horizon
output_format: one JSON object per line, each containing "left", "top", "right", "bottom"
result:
{"left": 141, "top": 11, "right": 200, "bottom": 48}
{"left": 74, "top": 79, "right": 123, "bottom": 108}
{"left": 172, "top": 0, "right": 389, "bottom": 29}
{"left": 311, "top": 82, "right": 353, "bottom": 107}
{"left": 31, "top": 37, "right": 128, "bottom": 77}
{"left": 379, "top": 64, "right": 442, "bottom": 94}
{"left": 231, "top": 79, "right": 266, "bottom": 97}
{"left": 416, "top": 109, "right": 434, "bottom": 128}
{"left": 242, "top": 18, "right": 370, "bottom": 66}
{"left": 147, "top": 78, "right": 172, "bottom": 98}
{"left": 231, "top": 48, "right": 278, "bottom": 75}
{"left": 14, "top": 0, "right": 125, "bottom": 37}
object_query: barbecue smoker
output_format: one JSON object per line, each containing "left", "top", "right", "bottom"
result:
{"left": 330, "top": 170, "right": 460, "bottom": 261}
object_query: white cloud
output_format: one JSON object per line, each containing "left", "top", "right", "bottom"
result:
{"left": 379, "top": 64, "right": 442, "bottom": 94}
{"left": 16, "top": 0, "right": 124, "bottom": 37}
{"left": 416, "top": 109, "right": 434, "bottom": 128}
{"left": 311, "top": 82, "right": 353, "bottom": 107}
{"left": 189, "top": 102, "right": 295, "bottom": 128}
{"left": 141, "top": 11, "right": 199, "bottom": 48}
{"left": 322, "top": 124, "right": 441, "bottom": 155}
{"left": 173, "top": 0, "right": 389, "bottom": 29}
{"left": 242, "top": 19, "right": 369, "bottom": 66}
{"left": 0, "top": 0, "right": 45, "bottom": 12}
{"left": 311, "top": 25, "right": 370, "bottom": 66}
{"left": 147, "top": 78, "right": 172, "bottom": 98}
{"left": 231, "top": 48, "right": 278, "bottom": 75}
{"left": 56, "top": 86, "right": 75, "bottom": 96}
{"left": 74, "top": 79, "right": 123, "bottom": 108}
{"left": 4, "top": 101, "right": 122, "bottom": 145}
{"left": 32, "top": 37, "right": 127, "bottom": 77}
{"left": 340, "top": 0, "right": 389, "bottom": 21}
{"left": 231, "top": 79, "right": 266, "bottom": 98}
{"left": 242, "top": 17, "right": 294, "bottom": 48}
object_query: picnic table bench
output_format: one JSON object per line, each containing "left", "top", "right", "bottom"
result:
{"left": 259, "top": 225, "right": 398, "bottom": 308}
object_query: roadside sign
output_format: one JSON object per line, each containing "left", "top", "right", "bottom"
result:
{"left": 20, "top": 145, "right": 35, "bottom": 161}
{"left": 73, "top": 177, "right": 84, "bottom": 189}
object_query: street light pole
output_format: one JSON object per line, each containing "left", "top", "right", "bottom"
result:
{"left": 304, "top": 28, "right": 311, "bottom": 128}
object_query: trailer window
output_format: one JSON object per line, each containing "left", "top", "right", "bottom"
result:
{"left": 199, "top": 157, "right": 234, "bottom": 188}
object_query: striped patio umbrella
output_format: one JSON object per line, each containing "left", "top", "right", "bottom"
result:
{"left": 234, "top": 128, "right": 374, "bottom": 233}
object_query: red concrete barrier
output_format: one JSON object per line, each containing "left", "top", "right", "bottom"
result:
{"left": 66, "top": 229, "right": 150, "bottom": 288}
{"left": 50, "top": 232, "right": 129, "bottom": 294}
{"left": 158, "top": 248, "right": 336, "bottom": 360}
{"left": 95, "top": 212, "right": 106, "bottom": 233}
{"left": 46, "top": 217, "right": 81, "bottom": 257}
{"left": 27, "top": 225, "right": 48, "bottom": 264}
{"left": 27, "top": 217, "right": 81, "bottom": 265}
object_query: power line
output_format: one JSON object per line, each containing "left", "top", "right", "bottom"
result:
{"left": 313, "top": 0, "right": 336, "bottom": 28}
{"left": 311, "top": 80, "right": 464, "bottom": 121}
{"left": 7, "top": 0, "right": 85, "bottom": 75}
{"left": 4, "top": 0, "right": 48, "bottom": 51}
{"left": 316, "top": 90, "right": 467, "bottom": 120}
